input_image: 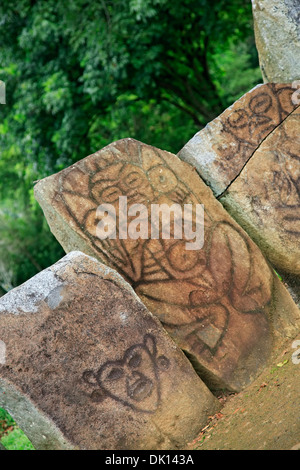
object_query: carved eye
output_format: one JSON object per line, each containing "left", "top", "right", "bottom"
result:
{"left": 128, "top": 353, "right": 142, "bottom": 369}
{"left": 249, "top": 93, "right": 272, "bottom": 114}
{"left": 100, "top": 186, "right": 122, "bottom": 203}
{"left": 90, "top": 389, "right": 107, "bottom": 403}
{"left": 147, "top": 165, "right": 178, "bottom": 193}
{"left": 124, "top": 171, "right": 144, "bottom": 188}
{"left": 107, "top": 367, "right": 124, "bottom": 381}
{"left": 157, "top": 355, "right": 170, "bottom": 371}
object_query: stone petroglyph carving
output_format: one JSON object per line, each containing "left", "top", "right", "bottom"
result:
{"left": 220, "top": 109, "right": 300, "bottom": 278}
{"left": 178, "top": 82, "right": 300, "bottom": 289}
{"left": 219, "top": 84, "right": 296, "bottom": 164}
{"left": 82, "top": 334, "right": 170, "bottom": 413}
{"left": 0, "top": 252, "right": 218, "bottom": 450}
{"left": 178, "top": 83, "right": 300, "bottom": 196}
{"left": 34, "top": 139, "right": 300, "bottom": 391}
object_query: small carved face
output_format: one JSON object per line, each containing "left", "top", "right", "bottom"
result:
{"left": 221, "top": 85, "right": 299, "bottom": 159}
{"left": 82, "top": 334, "right": 170, "bottom": 413}
{"left": 90, "top": 160, "right": 195, "bottom": 211}
{"left": 224, "top": 91, "right": 274, "bottom": 145}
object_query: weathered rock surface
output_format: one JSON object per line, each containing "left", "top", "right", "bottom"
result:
{"left": 34, "top": 139, "right": 300, "bottom": 392}
{"left": 0, "top": 251, "right": 219, "bottom": 450}
{"left": 186, "top": 334, "right": 300, "bottom": 450}
{"left": 220, "top": 108, "right": 300, "bottom": 277}
{"left": 178, "top": 83, "right": 300, "bottom": 282}
{"left": 178, "top": 83, "right": 299, "bottom": 196}
{"left": 252, "top": 0, "right": 300, "bottom": 83}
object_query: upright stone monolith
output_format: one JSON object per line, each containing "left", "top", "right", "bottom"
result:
{"left": 252, "top": 0, "right": 300, "bottom": 82}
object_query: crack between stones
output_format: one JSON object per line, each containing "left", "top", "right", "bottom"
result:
{"left": 181, "top": 348, "right": 238, "bottom": 394}
{"left": 217, "top": 104, "right": 300, "bottom": 200}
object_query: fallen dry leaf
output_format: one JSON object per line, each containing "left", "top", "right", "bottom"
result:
{"left": 258, "top": 382, "right": 268, "bottom": 391}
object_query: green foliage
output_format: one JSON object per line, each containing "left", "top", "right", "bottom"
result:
{"left": 0, "top": 408, "right": 15, "bottom": 431}
{"left": 0, "top": 200, "right": 65, "bottom": 291}
{"left": 1, "top": 427, "right": 35, "bottom": 450}
{"left": 0, "top": 408, "right": 34, "bottom": 450}
{"left": 0, "top": 0, "right": 262, "bottom": 288}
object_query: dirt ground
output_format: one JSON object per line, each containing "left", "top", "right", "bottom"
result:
{"left": 185, "top": 333, "right": 300, "bottom": 451}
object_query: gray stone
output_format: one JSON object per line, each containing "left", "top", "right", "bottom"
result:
{"left": 178, "top": 84, "right": 300, "bottom": 282}
{"left": 0, "top": 251, "right": 219, "bottom": 450}
{"left": 252, "top": 0, "right": 300, "bottom": 82}
{"left": 220, "top": 108, "right": 300, "bottom": 277}
{"left": 178, "top": 83, "right": 299, "bottom": 197}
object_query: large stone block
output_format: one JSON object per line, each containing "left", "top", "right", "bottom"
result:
{"left": 220, "top": 109, "right": 300, "bottom": 277}
{"left": 0, "top": 252, "right": 218, "bottom": 450}
{"left": 252, "top": 0, "right": 300, "bottom": 83}
{"left": 34, "top": 139, "right": 300, "bottom": 392}
{"left": 178, "top": 81, "right": 300, "bottom": 284}
{"left": 178, "top": 83, "right": 299, "bottom": 196}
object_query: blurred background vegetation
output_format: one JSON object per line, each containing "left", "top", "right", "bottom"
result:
{"left": 0, "top": 408, "right": 34, "bottom": 450}
{"left": 0, "top": 0, "right": 263, "bottom": 450}
{"left": 0, "top": 0, "right": 262, "bottom": 291}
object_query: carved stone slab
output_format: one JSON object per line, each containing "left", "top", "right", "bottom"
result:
{"left": 178, "top": 83, "right": 299, "bottom": 196}
{"left": 252, "top": 0, "right": 300, "bottom": 83}
{"left": 0, "top": 252, "right": 219, "bottom": 450}
{"left": 220, "top": 109, "right": 300, "bottom": 277}
{"left": 34, "top": 139, "right": 300, "bottom": 391}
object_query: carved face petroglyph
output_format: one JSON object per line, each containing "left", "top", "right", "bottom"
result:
{"left": 219, "top": 83, "right": 299, "bottom": 164}
{"left": 82, "top": 334, "right": 170, "bottom": 413}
